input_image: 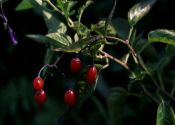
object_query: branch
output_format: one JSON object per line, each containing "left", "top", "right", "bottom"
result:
{"left": 138, "top": 55, "right": 175, "bottom": 102}
{"left": 105, "top": 36, "right": 137, "bottom": 57}
{"left": 99, "top": 50, "right": 129, "bottom": 70}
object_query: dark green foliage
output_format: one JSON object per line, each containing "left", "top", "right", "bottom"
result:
{"left": 1, "top": 0, "right": 175, "bottom": 125}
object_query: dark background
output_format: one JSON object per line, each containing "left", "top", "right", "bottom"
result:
{"left": 0, "top": 0, "right": 175, "bottom": 125}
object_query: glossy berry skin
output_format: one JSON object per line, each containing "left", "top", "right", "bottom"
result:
{"left": 86, "top": 66, "right": 97, "bottom": 85}
{"left": 70, "top": 57, "right": 82, "bottom": 72}
{"left": 64, "top": 89, "right": 76, "bottom": 106}
{"left": 33, "top": 77, "right": 44, "bottom": 90}
{"left": 34, "top": 90, "right": 46, "bottom": 105}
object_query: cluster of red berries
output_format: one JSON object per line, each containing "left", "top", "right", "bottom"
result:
{"left": 33, "top": 77, "right": 46, "bottom": 105}
{"left": 33, "top": 56, "right": 97, "bottom": 106}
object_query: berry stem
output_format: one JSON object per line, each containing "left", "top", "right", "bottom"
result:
{"left": 38, "top": 53, "right": 65, "bottom": 77}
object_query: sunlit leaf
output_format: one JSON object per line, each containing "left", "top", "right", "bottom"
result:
{"left": 74, "top": 22, "right": 91, "bottom": 37}
{"left": 128, "top": 0, "right": 156, "bottom": 26}
{"left": 53, "top": 36, "right": 103, "bottom": 53}
{"left": 156, "top": 100, "right": 175, "bottom": 125}
{"left": 46, "top": 32, "right": 72, "bottom": 46}
{"left": 148, "top": 29, "right": 175, "bottom": 45}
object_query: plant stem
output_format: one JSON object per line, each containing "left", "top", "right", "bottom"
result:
{"left": 105, "top": 36, "right": 137, "bottom": 57}
{"left": 157, "top": 72, "right": 165, "bottom": 91}
{"left": 99, "top": 50, "right": 129, "bottom": 70}
{"left": 141, "top": 85, "right": 159, "bottom": 104}
{"left": 43, "top": 0, "right": 74, "bottom": 27}
{"left": 128, "top": 26, "right": 134, "bottom": 41}
{"left": 138, "top": 55, "right": 175, "bottom": 102}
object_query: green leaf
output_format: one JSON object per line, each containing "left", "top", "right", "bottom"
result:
{"left": 15, "top": 0, "right": 33, "bottom": 11}
{"left": 128, "top": 0, "right": 156, "bottom": 27}
{"left": 148, "top": 29, "right": 175, "bottom": 45}
{"left": 91, "top": 20, "right": 117, "bottom": 36}
{"left": 110, "top": 18, "right": 130, "bottom": 39}
{"left": 74, "top": 21, "right": 91, "bottom": 37}
{"left": 57, "top": 0, "right": 78, "bottom": 19}
{"left": 26, "top": 34, "right": 67, "bottom": 48}
{"left": 42, "top": 9, "right": 67, "bottom": 33}
{"left": 46, "top": 32, "right": 72, "bottom": 46}
{"left": 53, "top": 36, "right": 103, "bottom": 53}
{"left": 156, "top": 100, "right": 175, "bottom": 125}
{"left": 107, "top": 87, "right": 127, "bottom": 125}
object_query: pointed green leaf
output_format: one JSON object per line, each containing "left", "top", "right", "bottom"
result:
{"left": 110, "top": 18, "right": 130, "bottom": 39}
{"left": 128, "top": 0, "right": 156, "bottom": 26}
{"left": 53, "top": 36, "right": 103, "bottom": 53}
{"left": 148, "top": 29, "right": 175, "bottom": 45}
{"left": 57, "top": 0, "right": 78, "bottom": 18}
{"left": 15, "top": 0, "right": 33, "bottom": 11}
{"left": 46, "top": 32, "right": 72, "bottom": 46}
{"left": 156, "top": 100, "right": 175, "bottom": 125}
{"left": 74, "top": 21, "right": 91, "bottom": 37}
{"left": 91, "top": 20, "right": 117, "bottom": 36}
{"left": 42, "top": 9, "right": 67, "bottom": 33}
{"left": 26, "top": 34, "right": 67, "bottom": 48}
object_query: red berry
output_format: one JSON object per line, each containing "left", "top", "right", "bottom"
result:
{"left": 70, "top": 57, "right": 82, "bottom": 72}
{"left": 34, "top": 90, "right": 46, "bottom": 105}
{"left": 86, "top": 66, "right": 97, "bottom": 84}
{"left": 64, "top": 89, "right": 76, "bottom": 106}
{"left": 33, "top": 77, "right": 44, "bottom": 90}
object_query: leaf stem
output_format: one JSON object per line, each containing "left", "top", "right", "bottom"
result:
{"left": 128, "top": 26, "right": 134, "bottom": 41}
{"left": 38, "top": 53, "right": 65, "bottom": 77}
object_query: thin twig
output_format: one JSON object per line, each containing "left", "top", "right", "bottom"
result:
{"left": 99, "top": 50, "right": 129, "bottom": 70}
{"left": 138, "top": 55, "right": 175, "bottom": 102}
{"left": 141, "top": 85, "right": 159, "bottom": 104}
{"left": 105, "top": 36, "right": 137, "bottom": 57}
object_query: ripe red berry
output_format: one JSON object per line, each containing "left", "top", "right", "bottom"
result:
{"left": 33, "top": 77, "right": 44, "bottom": 90}
{"left": 86, "top": 66, "right": 97, "bottom": 84}
{"left": 64, "top": 89, "right": 76, "bottom": 106}
{"left": 70, "top": 57, "right": 82, "bottom": 72}
{"left": 34, "top": 90, "right": 46, "bottom": 105}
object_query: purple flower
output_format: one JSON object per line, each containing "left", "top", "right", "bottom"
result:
{"left": 0, "top": 1, "right": 18, "bottom": 45}
{"left": 8, "top": 26, "right": 18, "bottom": 45}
